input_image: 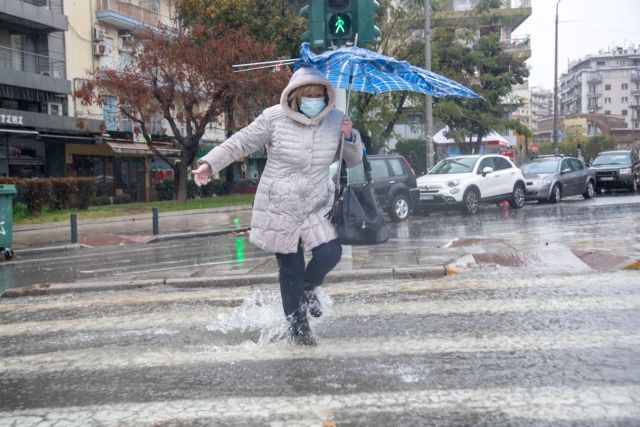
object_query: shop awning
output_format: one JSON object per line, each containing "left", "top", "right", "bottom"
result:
{"left": 105, "top": 140, "right": 153, "bottom": 156}
{"left": 0, "top": 128, "right": 39, "bottom": 136}
{"left": 101, "top": 137, "right": 181, "bottom": 157}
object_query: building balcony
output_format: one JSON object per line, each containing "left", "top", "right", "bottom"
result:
{"left": 435, "top": 0, "right": 532, "bottom": 32}
{"left": 0, "top": 0, "right": 68, "bottom": 32}
{"left": 630, "top": 71, "right": 640, "bottom": 82}
{"left": 0, "top": 46, "right": 69, "bottom": 94}
{"left": 587, "top": 74, "right": 602, "bottom": 84}
{"left": 587, "top": 91, "right": 602, "bottom": 98}
{"left": 500, "top": 35, "right": 530, "bottom": 59}
{"left": 96, "top": 0, "right": 171, "bottom": 32}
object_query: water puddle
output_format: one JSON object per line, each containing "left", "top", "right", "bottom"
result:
{"left": 206, "top": 287, "right": 334, "bottom": 347}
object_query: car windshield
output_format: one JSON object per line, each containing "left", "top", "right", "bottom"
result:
{"left": 429, "top": 157, "right": 477, "bottom": 174}
{"left": 521, "top": 159, "right": 559, "bottom": 174}
{"left": 592, "top": 153, "right": 630, "bottom": 166}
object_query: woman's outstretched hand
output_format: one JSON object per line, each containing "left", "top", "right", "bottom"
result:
{"left": 191, "top": 163, "right": 212, "bottom": 187}
{"left": 341, "top": 115, "right": 353, "bottom": 139}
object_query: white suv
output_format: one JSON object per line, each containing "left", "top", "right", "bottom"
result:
{"left": 416, "top": 154, "right": 526, "bottom": 214}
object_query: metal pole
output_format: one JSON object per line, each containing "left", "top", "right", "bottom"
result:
{"left": 553, "top": 0, "right": 562, "bottom": 154}
{"left": 70, "top": 213, "right": 77, "bottom": 244}
{"left": 152, "top": 207, "right": 159, "bottom": 235}
{"left": 424, "top": 0, "right": 434, "bottom": 171}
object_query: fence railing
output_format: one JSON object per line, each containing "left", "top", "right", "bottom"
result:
{"left": 96, "top": 0, "right": 167, "bottom": 28}
{"left": 0, "top": 46, "right": 65, "bottom": 79}
{"left": 501, "top": 35, "right": 530, "bottom": 51}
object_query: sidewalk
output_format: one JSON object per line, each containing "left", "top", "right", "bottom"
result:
{"left": 12, "top": 205, "right": 254, "bottom": 250}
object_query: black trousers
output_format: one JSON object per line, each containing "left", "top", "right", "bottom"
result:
{"left": 275, "top": 239, "right": 342, "bottom": 319}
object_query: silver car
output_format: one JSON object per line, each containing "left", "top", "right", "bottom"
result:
{"left": 522, "top": 155, "right": 596, "bottom": 203}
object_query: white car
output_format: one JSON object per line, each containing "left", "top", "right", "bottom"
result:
{"left": 416, "top": 154, "right": 526, "bottom": 214}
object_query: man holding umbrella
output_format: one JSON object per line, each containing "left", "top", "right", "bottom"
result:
{"left": 191, "top": 66, "right": 363, "bottom": 346}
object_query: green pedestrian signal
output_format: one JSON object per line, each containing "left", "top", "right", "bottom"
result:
{"left": 326, "top": 0, "right": 353, "bottom": 44}
{"left": 329, "top": 13, "right": 351, "bottom": 36}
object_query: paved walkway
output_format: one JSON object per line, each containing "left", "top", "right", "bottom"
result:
{"left": 12, "top": 205, "right": 254, "bottom": 249}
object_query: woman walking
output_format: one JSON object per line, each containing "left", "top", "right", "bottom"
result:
{"left": 192, "top": 67, "right": 363, "bottom": 345}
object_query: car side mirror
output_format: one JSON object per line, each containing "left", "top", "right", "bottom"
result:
{"left": 482, "top": 166, "right": 494, "bottom": 177}
{"left": 561, "top": 168, "right": 572, "bottom": 174}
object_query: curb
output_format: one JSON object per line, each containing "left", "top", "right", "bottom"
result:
{"left": 0, "top": 265, "right": 446, "bottom": 298}
{"left": 145, "top": 227, "right": 250, "bottom": 243}
{"left": 10, "top": 243, "right": 90, "bottom": 257}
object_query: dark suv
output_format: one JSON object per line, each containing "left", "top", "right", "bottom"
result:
{"left": 591, "top": 149, "right": 640, "bottom": 193}
{"left": 332, "top": 154, "right": 419, "bottom": 222}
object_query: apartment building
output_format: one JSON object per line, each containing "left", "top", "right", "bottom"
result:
{"left": 559, "top": 45, "right": 640, "bottom": 131}
{"left": 0, "top": 0, "right": 102, "bottom": 178}
{"left": 63, "top": 0, "right": 182, "bottom": 201}
{"left": 530, "top": 87, "right": 552, "bottom": 133}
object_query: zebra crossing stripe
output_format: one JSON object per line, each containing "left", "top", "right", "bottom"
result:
{"left": 0, "top": 385, "right": 638, "bottom": 426}
{"left": 2, "top": 330, "right": 638, "bottom": 374}
{"left": 2, "top": 294, "right": 639, "bottom": 338}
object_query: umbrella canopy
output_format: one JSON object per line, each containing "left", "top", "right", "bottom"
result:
{"left": 294, "top": 42, "right": 480, "bottom": 99}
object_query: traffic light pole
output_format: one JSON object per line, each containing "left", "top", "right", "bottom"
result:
{"left": 424, "top": 0, "right": 434, "bottom": 171}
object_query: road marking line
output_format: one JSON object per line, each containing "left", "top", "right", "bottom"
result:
{"left": 1, "top": 293, "right": 640, "bottom": 337}
{"left": 0, "top": 385, "right": 638, "bottom": 425}
{"left": 1, "top": 330, "right": 638, "bottom": 374}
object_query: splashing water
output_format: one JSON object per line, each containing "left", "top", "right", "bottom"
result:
{"left": 206, "top": 287, "right": 334, "bottom": 346}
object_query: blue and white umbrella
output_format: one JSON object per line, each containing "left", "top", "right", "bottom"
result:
{"left": 294, "top": 42, "right": 480, "bottom": 99}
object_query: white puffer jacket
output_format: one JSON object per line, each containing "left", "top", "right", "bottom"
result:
{"left": 199, "top": 67, "right": 363, "bottom": 253}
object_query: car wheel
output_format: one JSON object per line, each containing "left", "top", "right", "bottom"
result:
{"left": 549, "top": 184, "right": 561, "bottom": 203}
{"left": 389, "top": 193, "right": 410, "bottom": 222}
{"left": 462, "top": 187, "right": 480, "bottom": 215}
{"left": 583, "top": 180, "right": 595, "bottom": 199}
{"left": 509, "top": 183, "right": 525, "bottom": 209}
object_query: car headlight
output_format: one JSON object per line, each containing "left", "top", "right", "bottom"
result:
{"left": 446, "top": 179, "right": 459, "bottom": 188}
{"left": 533, "top": 179, "right": 551, "bottom": 186}
{"left": 619, "top": 168, "right": 632, "bottom": 174}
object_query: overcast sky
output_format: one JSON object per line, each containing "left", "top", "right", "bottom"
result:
{"left": 512, "top": 0, "right": 640, "bottom": 90}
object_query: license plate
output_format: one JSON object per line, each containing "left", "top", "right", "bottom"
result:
{"left": 420, "top": 194, "right": 434, "bottom": 200}
{"left": 599, "top": 177, "right": 614, "bottom": 181}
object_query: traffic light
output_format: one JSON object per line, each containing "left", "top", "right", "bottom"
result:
{"left": 300, "top": 1, "right": 327, "bottom": 49}
{"left": 355, "top": 0, "right": 380, "bottom": 46}
{"left": 326, "top": 0, "right": 353, "bottom": 45}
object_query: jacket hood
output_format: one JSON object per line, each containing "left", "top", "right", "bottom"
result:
{"left": 280, "top": 66, "right": 336, "bottom": 125}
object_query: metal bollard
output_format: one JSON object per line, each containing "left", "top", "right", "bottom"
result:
{"left": 70, "top": 213, "right": 78, "bottom": 244}
{"left": 152, "top": 208, "right": 159, "bottom": 235}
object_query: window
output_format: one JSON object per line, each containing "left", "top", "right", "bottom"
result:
{"left": 622, "top": 109, "right": 628, "bottom": 116}
{"left": 477, "top": 157, "right": 496, "bottom": 174}
{"left": 605, "top": 84, "right": 611, "bottom": 90}
{"left": 370, "top": 159, "right": 390, "bottom": 181}
{"left": 494, "top": 157, "right": 512, "bottom": 171}
{"left": 388, "top": 158, "right": 405, "bottom": 177}
{"left": 570, "top": 159, "right": 584, "bottom": 171}
{"left": 605, "top": 97, "right": 611, "bottom": 104}
{"left": 622, "top": 97, "right": 628, "bottom": 103}
{"left": 622, "top": 83, "right": 628, "bottom": 90}
{"left": 605, "top": 110, "right": 611, "bottom": 115}
{"left": 597, "top": 61, "right": 605, "bottom": 66}
{"left": 561, "top": 159, "right": 574, "bottom": 172}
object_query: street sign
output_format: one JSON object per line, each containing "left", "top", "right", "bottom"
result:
{"left": 530, "top": 144, "right": 540, "bottom": 154}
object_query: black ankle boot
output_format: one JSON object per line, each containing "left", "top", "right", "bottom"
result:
{"left": 304, "top": 289, "right": 323, "bottom": 318}
{"left": 289, "top": 315, "right": 317, "bottom": 346}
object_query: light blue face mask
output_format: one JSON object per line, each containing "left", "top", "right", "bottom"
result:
{"left": 299, "top": 97, "right": 326, "bottom": 118}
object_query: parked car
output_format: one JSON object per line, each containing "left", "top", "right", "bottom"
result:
{"left": 590, "top": 150, "right": 640, "bottom": 193}
{"left": 415, "top": 154, "right": 526, "bottom": 215}
{"left": 331, "top": 154, "right": 419, "bottom": 222}
{"left": 521, "top": 155, "right": 596, "bottom": 203}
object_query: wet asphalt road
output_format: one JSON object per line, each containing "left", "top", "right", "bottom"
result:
{"left": 1, "top": 269, "right": 639, "bottom": 425}
{"left": 1, "top": 193, "right": 639, "bottom": 290}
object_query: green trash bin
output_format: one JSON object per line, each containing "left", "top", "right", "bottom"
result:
{"left": 0, "top": 184, "right": 17, "bottom": 261}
